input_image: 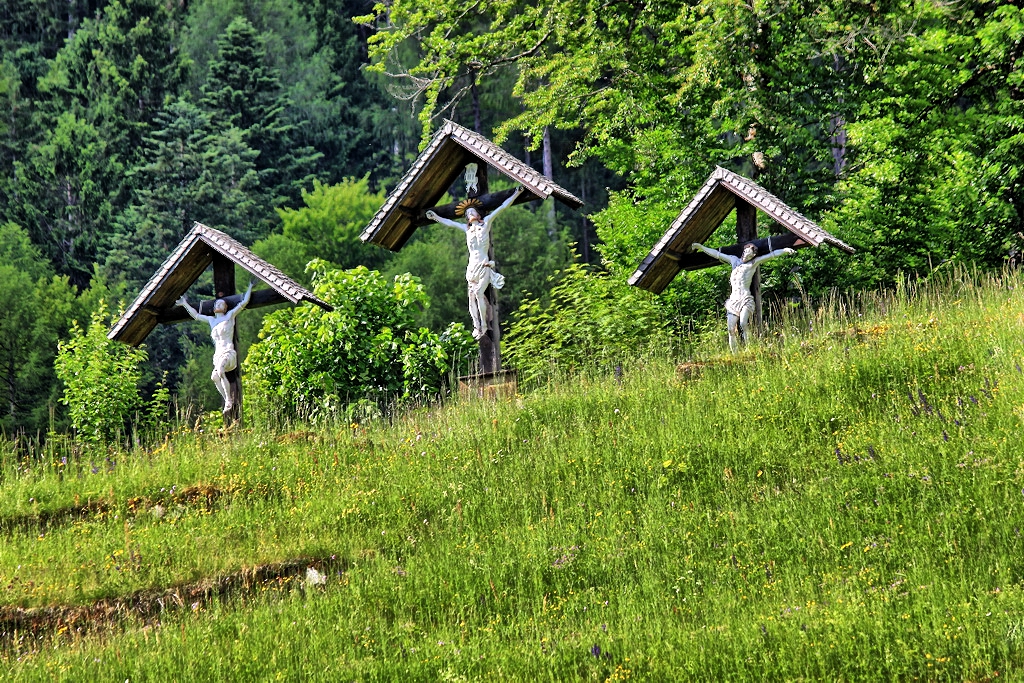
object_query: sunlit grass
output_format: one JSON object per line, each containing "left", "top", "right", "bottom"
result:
{"left": 3, "top": 267, "right": 1024, "bottom": 680}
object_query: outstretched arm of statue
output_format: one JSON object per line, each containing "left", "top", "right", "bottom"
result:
{"left": 691, "top": 242, "right": 739, "bottom": 266}
{"left": 227, "top": 281, "right": 255, "bottom": 320}
{"left": 753, "top": 247, "right": 797, "bottom": 266}
{"left": 485, "top": 185, "right": 525, "bottom": 225}
{"left": 175, "top": 295, "right": 212, "bottom": 323}
{"left": 425, "top": 210, "right": 467, "bottom": 232}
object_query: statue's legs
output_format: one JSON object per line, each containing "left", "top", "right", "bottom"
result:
{"left": 212, "top": 350, "right": 238, "bottom": 410}
{"left": 738, "top": 307, "right": 753, "bottom": 346}
{"left": 727, "top": 306, "right": 754, "bottom": 353}
{"left": 727, "top": 312, "right": 741, "bottom": 353}
{"left": 468, "top": 279, "right": 489, "bottom": 339}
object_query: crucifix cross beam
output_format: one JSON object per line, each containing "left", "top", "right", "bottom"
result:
{"left": 157, "top": 287, "right": 291, "bottom": 324}
{"left": 661, "top": 232, "right": 809, "bottom": 271}
{"left": 424, "top": 187, "right": 527, "bottom": 224}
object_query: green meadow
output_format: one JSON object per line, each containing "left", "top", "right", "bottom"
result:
{"left": 3, "top": 269, "right": 1024, "bottom": 681}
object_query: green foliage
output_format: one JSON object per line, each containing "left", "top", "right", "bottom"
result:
{"left": 13, "top": 111, "right": 120, "bottom": 286}
{"left": 807, "top": 3, "right": 1024, "bottom": 289}
{"left": 103, "top": 99, "right": 261, "bottom": 285}
{"left": 0, "top": 0, "right": 425, "bottom": 427}
{"left": 0, "top": 0, "right": 87, "bottom": 57}
{"left": 54, "top": 300, "right": 147, "bottom": 444}
{"left": 201, "top": 16, "right": 288, "bottom": 131}
{"left": 176, "top": 341, "right": 224, "bottom": 415}
{"left": 252, "top": 177, "right": 389, "bottom": 283}
{"left": 200, "top": 15, "right": 320, "bottom": 213}
{"left": 0, "top": 222, "right": 81, "bottom": 433}
{"left": 1, "top": 0, "right": 1021, "bottom": 438}
{"left": 382, "top": 225, "right": 469, "bottom": 330}
{"left": 35, "top": 0, "right": 187, "bottom": 163}
{"left": 9, "top": 0, "right": 187, "bottom": 286}
{"left": 504, "top": 259, "right": 669, "bottom": 384}
{"left": 180, "top": 0, "right": 414, "bottom": 185}
{"left": 364, "top": 0, "right": 1023, "bottom": 310}
{"left": 244, "top": 260, "right": 474, "bottom": 421}
{"left": 5, "top": 269, "right": 1024, "bottom": 679}
{"left": 299, "top": 0, "right": 422, "bottom": 184}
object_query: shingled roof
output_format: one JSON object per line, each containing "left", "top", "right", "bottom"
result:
{"left": 629, "top": 167, "right": 855, "bottom": 294}
{"left": 360, "top": 120, "right": 583, "bottom": 251}
{"left": 109, "top": 223, "right": 331, "bottom": 346}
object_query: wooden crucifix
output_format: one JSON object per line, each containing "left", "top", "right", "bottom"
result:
{"left": 473, "top": 166, "right": 502, "bottom": 374}
{"left": 176, "top": 252, "right": 246, "bottom": 424}
{"left": 359, "top": 120, "right": 583, "bottom": 379}
{"left": 735, "top": 199, "right": 761, "bottom": 327}
{"left": 629, "top": 166, "right": 855, "bottom": 350}
{"left": 422, "top": 162, "right": 518, "bottom": 373}
{"left": 463, "top": 162, "right": 501, "bottom": 373}
{"left": 108, "top": 223, "right": 332, "bottom": 426}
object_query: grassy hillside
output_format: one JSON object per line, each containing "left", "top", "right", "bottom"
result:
{"left": 2, "top": 269, "right": 1024, "bottom": 680}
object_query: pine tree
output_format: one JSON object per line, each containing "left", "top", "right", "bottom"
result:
{"left": 103, "top": 99, "right": 260, "bottom": 286}
{"left": 201, "top": 16, "right": 318, "bottom": 222}
{"left": 14, "top": 112, "right": 120, "bottom": 287}
{"left": 11, "top": 0, "right": 188, "bottom": 283}
{"left": 36, "top": 0, "right": 187, "bottom": 166}
{"left": 300, "top": 0, "right": 417, "bottom": 184}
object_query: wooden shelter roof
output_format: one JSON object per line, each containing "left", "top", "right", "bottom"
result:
{"left": 109, "top": 223, "right": 331, "bottom": 346}
{"left": 629, "top": 166, "right": 855, "bottom": 294}
{"left": 360, "top": 120, "right": 584, "bottom": 251}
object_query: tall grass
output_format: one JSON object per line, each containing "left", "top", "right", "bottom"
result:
{"left": 2, "top": 266, "right": 1024, "bottom": 680}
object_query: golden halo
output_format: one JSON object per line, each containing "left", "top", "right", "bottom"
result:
{"left": 455, "top": 198, "right": 484, "bottom": 217}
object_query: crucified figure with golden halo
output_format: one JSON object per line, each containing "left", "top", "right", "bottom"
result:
{"left": 425, "top": 185, "right": 525, "bottom": 340}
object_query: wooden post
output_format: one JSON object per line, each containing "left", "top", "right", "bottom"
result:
{"left": 212, "top": 254, "right": 243, "bottom": 426}
{"left": 467, "top": 163, "right": 500, "bottom": 375}
{"left": 735, "top": 199, "right": 762, "bottom": 330}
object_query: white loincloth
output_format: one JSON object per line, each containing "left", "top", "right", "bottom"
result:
{"left": 467, "top": 261, "right": 505, "bottom": 289}
{"left": 725, "top": 293, "right": 754, "bottom": 318}
{"left": 213, "top": 349, "right": 238, "bottom": 374}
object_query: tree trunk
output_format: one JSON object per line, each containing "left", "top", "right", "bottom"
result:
{"left": 579, "top": 175, "right": 590, "bottom": 263}
{"left": 542, "top": 126, "right": 556, "bottom": 233}
{"left": 471, "top": 77, "right": 482, "bottom": 135}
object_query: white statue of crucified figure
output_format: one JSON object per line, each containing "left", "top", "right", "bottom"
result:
{"left": 690, "top": 241, "right": 796, "bottom": 353}
{"left": 425, "top": 185, "right": 525, "bottom": 340}
{"left": 177, "top": 281, "right": 253, "bottom": 411}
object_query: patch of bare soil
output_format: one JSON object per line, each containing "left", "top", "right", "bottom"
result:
{"left": 0, "top": 555, "right": 345, "bottom": 646}
{"left": 0, "top": 499, "right": 113, "bottom": 535}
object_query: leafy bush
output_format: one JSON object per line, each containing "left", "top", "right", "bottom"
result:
{"left": 54, "top": 301, "right": 148, "bottom": 444}
{"left": 503, "top": 261, "right": 669, "bottom": 384}
{"left": 244, "top": 261, "right": 474, "bottom": 422}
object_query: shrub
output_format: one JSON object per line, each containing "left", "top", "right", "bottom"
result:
{"left": 503, "top": 261, "right": 670, "bottom": 384}
{"left": 244, "top": 261, "right": 474, "bottom": 422}
{"left": 54, "top": 301, "right": 147, "bottom": 444}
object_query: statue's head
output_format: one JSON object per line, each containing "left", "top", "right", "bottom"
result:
{"left": 465, "top": 207, "right": 483, "bottom": 224}
{"left": 741, "top": 243, "right": 758, "bottom": 262}
{"left": 214, "top": 299, "right": 228, "bottom": 315}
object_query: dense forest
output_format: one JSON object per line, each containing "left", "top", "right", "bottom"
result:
{"left": 0, "top": 0, "right": 1021, "bottom": 434}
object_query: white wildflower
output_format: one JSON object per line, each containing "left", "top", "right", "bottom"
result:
{"left": 305, "top": 566, "right": 327, "bottom": 587}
